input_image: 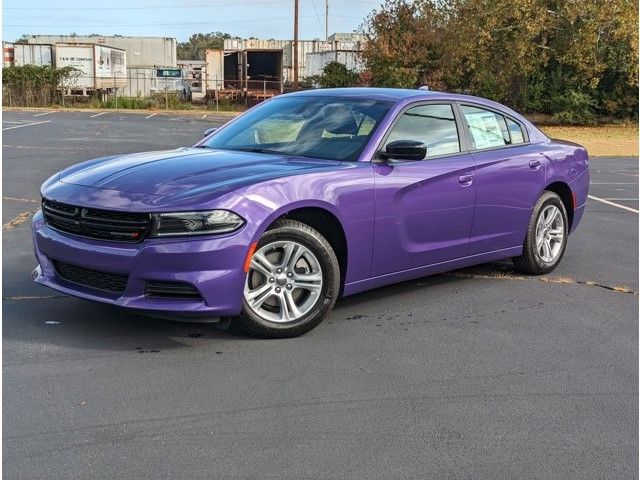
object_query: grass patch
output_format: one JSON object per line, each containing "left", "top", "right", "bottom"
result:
{"left": 540, "top": 123, "right": 638, "bottom": 156}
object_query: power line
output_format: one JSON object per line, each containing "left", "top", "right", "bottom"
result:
{"left": 3, "top": 0, "right": 292, "bottom": 10}
{"left": 5, "top": 16, "right": 329, "bottom": 28}
{"left": 308, "top": 0, "right": 325, "bottom": 40}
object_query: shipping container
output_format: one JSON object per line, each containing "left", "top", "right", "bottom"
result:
{"left": 204, "top": 49, "right": 224, "bottom": 90}
{"left": 204, "top": 48, "right": 283, "bottom": 97}
{"left": 305, "top": 50, "right": 364, "bottom": 78}
{"left": 13, "top": 43, "right": 53, "bottom": 67}
{"left": 3, "top": 42, "right": 14, "bottom": 67}
{"left": 55, "top": 43, "right": 127, "bottom": 91}
{"left": 24, "top": 35, "right": 176, "bottom": 67}
{"left": 222, "top": 39, "right": 335, "bottom": 82}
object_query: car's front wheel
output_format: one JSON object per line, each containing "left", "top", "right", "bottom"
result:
{"left": 237, "top": 219, "right": 340, "bottom": 338}
{"left": 513, "top": 191, "right": 569, "bottom": 274}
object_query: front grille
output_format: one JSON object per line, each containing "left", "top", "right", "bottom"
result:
{"left": 145, "top": 281, "right": 202, "bottom": 299}
{"left": 42, "top": 198, "right": 150, "bottom": 242}
{"left": 53, "top": 260, "right": 128, "bottom": 294}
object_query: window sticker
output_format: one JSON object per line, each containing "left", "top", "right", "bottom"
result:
{"left": 465, "top": 111, "right": 506, "bottom": 149}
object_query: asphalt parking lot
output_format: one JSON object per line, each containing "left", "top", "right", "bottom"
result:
{"left": 3, "top": 110, "right": 638, "bottom": 479}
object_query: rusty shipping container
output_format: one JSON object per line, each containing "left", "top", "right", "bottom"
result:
{"left": 3, "top": 42, "right": 14, "bottom": 67}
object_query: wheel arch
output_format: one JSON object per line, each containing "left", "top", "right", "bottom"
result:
{"left": 255, "top": 203, "right": 349, "bottom": 293}
{"left": 544, "top": 181, "right": 574, "bottom": 230}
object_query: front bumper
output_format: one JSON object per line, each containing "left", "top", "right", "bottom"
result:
{"left": 31, "top": 210, "right": 251, "bottom": 317}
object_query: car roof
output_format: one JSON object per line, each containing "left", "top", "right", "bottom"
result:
{"left": 284, "top": 87, "right": 515, "bottom": 111}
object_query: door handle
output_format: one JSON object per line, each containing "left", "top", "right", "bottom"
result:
{"left": 458, "top": 174, "right": 473, "bottom": 185}
{"left": 529, "top": 159, "right": 542, "bottom": 169}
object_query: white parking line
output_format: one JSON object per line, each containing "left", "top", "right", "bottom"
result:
{"left": 33, "top": 111, "right": 56, "bottom": 117}
{"left": 2, "top": 120, "right": 51, "bottom": 131}
{"left": 603, "top": 198, "right": 639, "bottom": 201}
{"left": 90, "top": 112, "right": 107, "bottom": 117}
{"left": 145, "top": 113, "right": 156, "bottom": 119}
{"left": 588, "top": 194, "right": 639, "bottom": 213}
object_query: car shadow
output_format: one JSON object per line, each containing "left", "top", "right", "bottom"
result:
{"left": 3, "top": 261, "right": 517, "bottom": 353}
{"left": 3, "top": 297, "right": 242, "bottom": 354}
{"left": 334, "top": 260, "right": 516, "bottom": 311}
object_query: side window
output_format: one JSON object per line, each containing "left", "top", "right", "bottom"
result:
{"left": 461, "top": 105, "right": 510, "bottom": 150}
{"left": 506, "top": 117, "right": 525, "bottom": 144}
{"left": 384, "top": 104, "right": 460, "bottom": 158}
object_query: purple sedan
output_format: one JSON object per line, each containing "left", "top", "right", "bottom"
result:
{"left": 32, "top": 88, "right": 590, "bottom": 338}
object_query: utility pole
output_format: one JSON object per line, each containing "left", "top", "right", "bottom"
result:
{"left": 293, "top": 0, "right": 299, "bottom": 90}
{"left": 325, "top": 0, "right": 329, "bottom": 42}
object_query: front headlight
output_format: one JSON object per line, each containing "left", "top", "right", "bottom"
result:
{"left": 151, "top": 210, "right": 245, "bottom": 237}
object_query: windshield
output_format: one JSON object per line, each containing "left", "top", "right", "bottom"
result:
{"left": 201, "top": 96, "right": 392, "bottom": 161}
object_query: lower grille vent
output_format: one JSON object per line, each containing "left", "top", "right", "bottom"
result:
{"left": 145, "top": 281, "right": 202, "bottom": 299}
{"left": 53, "top": 260, "right": 128, "bottom": 294}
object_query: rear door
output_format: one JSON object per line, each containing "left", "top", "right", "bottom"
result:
{"left": 372, "top": 102, "right": 477, "bottom": 275}
{"left": 458, "top": 104, "right": 547, "bottom": 254}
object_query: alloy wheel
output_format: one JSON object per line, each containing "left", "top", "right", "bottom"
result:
{"left": 535, "top": 204, "right": 565, "bottom": 263}
{"left": 244, "top": 240, "right": 323, "bottom": 323}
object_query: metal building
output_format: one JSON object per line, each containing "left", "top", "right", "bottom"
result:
{"left": 305, "top": 50, "right": 364, "bottom": 77}
{"left": 22, "top": 35, "right": 177, "bottom": 67}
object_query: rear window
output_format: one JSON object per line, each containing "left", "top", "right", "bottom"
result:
{"left": 461, "top": 105, "right": 510, "bottom": 150}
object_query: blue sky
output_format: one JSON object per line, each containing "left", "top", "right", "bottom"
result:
{"left": 2, "top": 0, "right": 380, "bottom": 42}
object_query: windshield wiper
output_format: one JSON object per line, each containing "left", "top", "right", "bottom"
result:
{"left": 230, "top": 147, "right": 285, "bottom": 155}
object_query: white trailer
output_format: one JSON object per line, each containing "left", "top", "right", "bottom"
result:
{"left": 24, "top": 35, "right": 176, "bottom": 67}
{"left": 55, "top": 43, "right": 126, "bottom": 93}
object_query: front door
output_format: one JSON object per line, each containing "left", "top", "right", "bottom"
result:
{"left": 372, "top": 103, "right": 476, "bottom": 276}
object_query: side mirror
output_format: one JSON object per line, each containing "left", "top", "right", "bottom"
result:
{"left": 203, "top": 127, "right": 217, "bottom": 137}
{"left": 381, "top": 140, "right": 427, "bottom": 161}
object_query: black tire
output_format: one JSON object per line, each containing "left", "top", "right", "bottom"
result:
{"left": 236, "top": 219, "right": 340, "bottom": 338}
{"left": 512, "top": 191, "right": 569, "bottom": 275}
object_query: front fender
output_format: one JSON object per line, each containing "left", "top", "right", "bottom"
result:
{"left": 234, "top": 166, "right": 376, "bottom": 284}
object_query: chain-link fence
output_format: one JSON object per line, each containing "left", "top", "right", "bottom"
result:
{"left": 3, "top": 69, "right": 296, "bottom": 111}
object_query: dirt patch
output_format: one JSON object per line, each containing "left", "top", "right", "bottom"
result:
{"left": 3, "top": 210, "right": 37, "bottom": 231}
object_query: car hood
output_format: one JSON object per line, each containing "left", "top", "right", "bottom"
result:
{"left": 58, "top": 148, "right": 344, "bottom": 200}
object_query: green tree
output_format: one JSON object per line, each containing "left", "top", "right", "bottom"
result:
{"left": 361, "top": 0, "right": 450, "bottom": 89}
{"left": 3, "top": 65, "right": 80, "bottom": 107}
{"left": 361, "top": 0, "right": 639, "bottom": 121}
{"left": 308, "top": 61, "right": 360, "bottom": 88}
{"left": 177, "top": 32, "right": 234, "bottom": 60}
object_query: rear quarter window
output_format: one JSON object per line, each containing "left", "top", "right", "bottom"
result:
{"left": 506, "top": 118, "right": 525, "bottom": 144}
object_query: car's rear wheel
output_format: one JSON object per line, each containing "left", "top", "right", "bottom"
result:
{"left": 513, "top": 191, "right": 568, "bottom": 274}
{"left": 237, "top": 219, "right": 340, "bottom": 338}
